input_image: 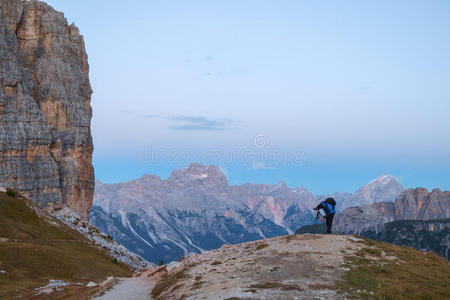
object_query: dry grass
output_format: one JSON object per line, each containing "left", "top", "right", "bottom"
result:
{"left": 338, "top": 237, "right": 450, "bottom": 299}
{"left": 255, "top": 243, "right": 268, "bottom": 250}
{"left": 308, "top": 283, "right": 337, "bottom": 290}
{"left": 151, "top": 263, "right": 199, "bottom": 299}
{"left": 249, "top": 281, "right": 303, "bottom": 291}
{"left": 0, "top": 191, "right": 132, "bottom": 298}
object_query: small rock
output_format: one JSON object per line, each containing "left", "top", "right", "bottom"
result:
{"left": 166, "top": 261, "right": 182, "bottom": 272}
{"left": 87, "top": 281, "right": 97, "bottom": 287}
{"left": 0, "top": 270, "right": 8, "bottom": 274}
{"left": 101, "top": 276, "right": 116, "bottom": 286}
{"left": 184, "top": 252, "right": 197, "bottom": 258}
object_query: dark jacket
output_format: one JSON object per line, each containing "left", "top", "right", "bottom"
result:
{"left": 315, "top": 201, "right": 335, "bottom": 217}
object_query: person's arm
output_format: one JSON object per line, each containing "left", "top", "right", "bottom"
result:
{"left": 314, "top": 202, "right": 324, "bottom": 210}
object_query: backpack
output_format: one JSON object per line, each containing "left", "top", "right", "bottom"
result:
{"left": 321, "top": 198, "right": 336, "bottom": 216}
{"left": 325, "top": 197, "right": 336, "bottom": 207}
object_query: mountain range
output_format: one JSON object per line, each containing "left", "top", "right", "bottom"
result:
{"left": 331, "top": 188, "right": 450, "bottom": 259}
{"left": 90, "top": 163, "right": 405, "bottom": 264}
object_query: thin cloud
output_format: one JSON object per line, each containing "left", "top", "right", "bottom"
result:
{"left": 170, "top": 115, "right": 234, "bottom": 131}
{"left": 143, "top": 114, "right": 161, "bottom": 119}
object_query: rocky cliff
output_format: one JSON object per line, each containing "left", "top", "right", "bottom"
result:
{"left": 395, "top": 188, "right": 450, "bottom": 220}
{"left": 0, "top": 0, "right": 94, "bottom": 218}
{"left": 360, "top": 219, "right": 450, "bottom": 260}
{"left": 335, "top": 188, "right": 450, "bottom": 234}
{"left": 331, "top": 188, "right": 450, "bottom": 259}
{"left": 334, "top": 201, "right": 395, "bottom": 234}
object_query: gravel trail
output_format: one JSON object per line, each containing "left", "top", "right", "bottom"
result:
{"left": 93, "top": 270, "right": 155, "bottom": 300}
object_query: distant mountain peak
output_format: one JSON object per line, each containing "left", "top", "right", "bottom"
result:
{"left": 167, "top": 163, "right": 229, "bottom": 186}
{"left": 369, "top": 174, "right": 397, "bottom": 185}
{"left": 270, "top": 181, "right": 288, "bottom": 191}
{"left": 177, "top": 163, "right": 222, "bottom": 176}
{"left": 331, "top": 174, "right": 405, "bottom": 210}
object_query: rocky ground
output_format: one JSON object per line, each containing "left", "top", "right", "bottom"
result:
{"left": 93, "top": 269, "right": 156, "bottom": 300}
{"left": 150, "top": 234, "right": 364, "bottom": 299}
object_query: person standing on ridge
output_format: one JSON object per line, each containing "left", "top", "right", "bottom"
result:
{"left": 314, "top": 198, "right": 336, "bottom": 234}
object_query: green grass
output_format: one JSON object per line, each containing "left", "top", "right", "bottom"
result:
{"left": 255, "top": 243, "right": 268, "bottom": 250}
{"left": 5, "top": 189, "right": 15, "bottom": 198}
{"left": 0, "top": 191, "right": 132, "bottom": 298}
{"left": 338, "top": 237, "right": 450, "bottom": 299}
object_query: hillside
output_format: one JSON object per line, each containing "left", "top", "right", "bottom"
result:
{"left": 150, "top": 234, "right": 450, "bottom": 300}
{"left": 360, "top": 218, "right": 450, "bottom": 260}
{"left": 0, "top": 190, "right": 133, "bottom": 299}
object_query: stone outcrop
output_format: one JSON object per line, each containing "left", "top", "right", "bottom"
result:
{"left": 395, "top": 188, "right": 450, "bottom": 220}
{"left": 334, "top": 201, "right": 395, "bottom": 234}
{"left": 334, "top": 188, "right": 450, "bottom": 235}
{"left": 0, "top": 0, "right": 94, "bottom": 218}
{"left": 361, "top": 219, "right": 450, "bottom": 260}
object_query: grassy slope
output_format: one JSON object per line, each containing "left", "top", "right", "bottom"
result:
{"left": 0, "top": 191, "right": 132, "bottom": 298}
{"left": 339, "top": 237, "right": 450, "bottom": 299}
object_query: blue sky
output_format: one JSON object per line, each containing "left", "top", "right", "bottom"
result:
{"left": 46, "top": 0, "right": 450, "bottom": 194}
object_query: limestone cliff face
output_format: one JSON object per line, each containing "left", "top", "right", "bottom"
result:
{"left": 0, "top": 0, "right": 94, "bottom": 219}
{"left": 395, "top": 188, "right": 450, "bottom": 220}
{"left": 334, "top": 188, "right": 450, "bottom": 234}
{"left": 334, "top": 202, "right": 395, "bottom": 234}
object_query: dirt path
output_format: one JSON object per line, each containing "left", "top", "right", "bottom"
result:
{"left": 93, "top": 269, "right": 156, "bottom": 300}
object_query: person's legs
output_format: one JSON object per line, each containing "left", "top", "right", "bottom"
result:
{"left": 326, "top": 213, "right": 335, "bottom": 233}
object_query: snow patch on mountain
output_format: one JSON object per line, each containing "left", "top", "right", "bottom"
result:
{"left": 369, "top": 174, "right": 395, "bottom": 185}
